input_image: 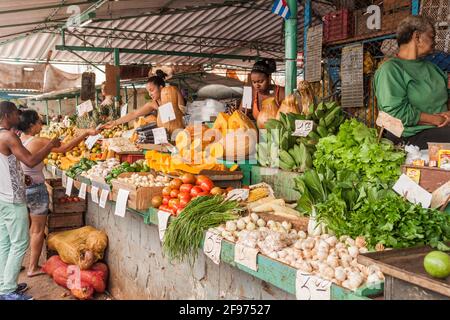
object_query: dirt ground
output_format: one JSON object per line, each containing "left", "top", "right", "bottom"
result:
{"left": 17, "top": 250, "right": 111, "bottom": 300}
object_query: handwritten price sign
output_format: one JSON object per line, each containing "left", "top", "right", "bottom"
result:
{"left": 234, "top": 243, "right": 258, "bottom": 271}
{"left": 292, "top": 120, "right": 314, "bottom": 137}
{"left": 203, "top": 231, "right": 223, "bottom": 265}
{"left": 295, "top": 271, "right": 331, "bottom": 300}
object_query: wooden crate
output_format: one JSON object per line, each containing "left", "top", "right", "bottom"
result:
{"left": 46, "top": 183, "right": 87, "bottom": 214}
{"left": 111, "top": 172, "right": 164, "bottom": 211}
{"left": 401, "top": 165, "right": 450, "bottom": 193}
{"left": 47, "top": 212, "right": 84, "bottom": 229}
{"left": 199, "top": 170, "right": 244, "bottom": 189}
{"left": 358, "top": 245, "right": 450, "bottom": 299}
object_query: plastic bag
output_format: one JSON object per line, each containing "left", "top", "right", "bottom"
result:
{"left": 42, "top": 255, "right": 67, "bottom": 277}
{"left": 47, "top": 226, "right": 108, "bottom": 270}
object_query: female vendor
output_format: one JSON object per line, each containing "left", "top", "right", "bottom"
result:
{"left": 101, "top": 70, "right": 185, "bottom": 129}
{"left": 242, "top": 58, "right": 285, "bottom": 120}
{"left": 375, "top": 15, "right": 450, "bottom": 149}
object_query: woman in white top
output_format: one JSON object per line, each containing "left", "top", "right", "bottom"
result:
{"left": 18, "top": 110, "right": 97, "bottom": 277}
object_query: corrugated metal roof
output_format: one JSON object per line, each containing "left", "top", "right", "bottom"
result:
{"left": 0, "top": 1, "right": 335, "bottom": 68}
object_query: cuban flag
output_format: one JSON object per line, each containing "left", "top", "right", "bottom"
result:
{"left": 271, "top": 0, "right": 291, "bottom": 19}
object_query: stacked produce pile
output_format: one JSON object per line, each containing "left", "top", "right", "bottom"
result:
{"left": 117, "top": 173, "right": 170, "bottom": 188}
{"left": 81, "top": 158, "right": 120, "bottom": 183}
{"left": 213, "top": 213, "right": 384, "bottom": 291}
{"left": 257, "top": 101, "right": 345, "bottom": 172}
{"left": 99, "top": 125, "right": 128, "bottom": 139}
{"left": 295, "top": 119, "right": 450, "bottom": 251}
{"left": 66, "top": 158, "right": 97, "bottom": 179}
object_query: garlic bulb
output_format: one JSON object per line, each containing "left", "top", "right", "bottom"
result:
{"left": 221, "top": 230, "right": 232, "bottom": 238}
{"left": 298, "top": 231, "right": 307, "bottom": 239}
{"left": 319, "top": 265, "right": 335, "bottom": 280}
{"left": 347, "top": 272, "right": 364, "bottom": 290}
{"left": 243, "top": 216, "right": 251, "bottom": 224}
{"left": 355, "top": 236, "right": 366, "bottom": 248}
{"left": 236, "top": 219, "right": 246, "bottom": 230}
{"left": 278, "top": 250, "right": 287, "bottom": 259}
{"left": 303, "top": 249, "right": 313, "bottom": 259}
{"left": 268, "top": 251, "right": 279, "bottom": 259}
{"left": 256, "top": 219, "right": 266, "bottom": 227}
{"left": 246, "top": 222, "right": 256, "bottom": 231}
{"left": 325, "top": 236, "right": 337, "bottom": 248}
{"left": 326, "top": 255, "right": 340, "bottom": 268}
{"left": 299, "top": 261, "right": 313, "bottom": 273}
{"left": 267, "top": 220, "right": 275, "bottom": 228}
{"left": 317, "top": 241, "right": 330, "bottom": 253}
{"left": 334, "top": 267, "right": 347, "bottom": 282}
{"left": 348, "top": 246, "right": 359, "bottom": 258}
{"left": 317, "top": 250, "right": 328, "bottom": 262}
{"left": 250, "top": 213, "right": 259, "bottom": 222}
{"left": 281, "top": 221, "right": 292, "bottom": 231}
{"left": 339, "top": 235, "right": 349, "bottom": 243}
{"left": 310, "top": 260, "right": 320, "bottom": 270}
{"left": 294, "top": 240, "right": 303, "bottom": 250}
{"left": 346, "top": 238, "right": 356, "bottom": 247}
{"left": 225, "top": 221, "right": 237, "bottom": 232}
{"left": 359, "top": 247, "right": 368, "bottom": 254}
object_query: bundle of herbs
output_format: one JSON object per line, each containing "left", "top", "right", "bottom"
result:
{"left": 163, "top": 195, "right": 245, "bottom": 264}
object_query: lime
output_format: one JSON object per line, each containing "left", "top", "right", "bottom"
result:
{"left": 424, "top": 251, "right": 450, "bottom": 279}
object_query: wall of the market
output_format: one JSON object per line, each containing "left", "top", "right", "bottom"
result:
{"left": 86, "top": 200, "right": 295, "bottom": 300}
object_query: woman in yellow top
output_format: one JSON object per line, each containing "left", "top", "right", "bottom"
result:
{"left": 241, "top": 59, "right": 285, "bottom": 120}
{"left": 101, "top": 70, "right": 185, "bottom": 129}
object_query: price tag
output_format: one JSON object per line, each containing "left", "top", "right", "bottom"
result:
{"left": 203, "top": 231, "right": 223, "bottom": 265}
{"left": 85, "top": 134, "right": 102, "bottom": 150}
{"left": 295, "top": 271, "right": 332, "bottom": 300}
{"left": 51, "top": 165, "right": 57, "bottom": 176}
{"left": 76, "top": 100, "right": 94, "bottom": 117}
{"left": 158, "top": 102, "right": 176, "bottom": 124}
{"left": 78, "top": 183, "right": 87, "bottom": 200}
{"left": 62, "top": 172, "right": 67, "bottom": 188}
{"left": 120, "top": 103, "right": 128, "bottom": 117}
{"left": 65, "top": 177, "right": 74, "bottom": 196}
{"left": 431, "top": 181, "right": 450, "bottom": 209}
{"left": 234, "top": 243, "right": 258, "bottom": 271}
{"left": 242, "top": 86, "right": 252, "bottom": 110}
{"left": 157, "top": 210, "right": 171, "bottom": 242}
{"left": 152, "top": 128, "right": 168, "bottom": 145}
{"left": 376, "top": 111, "right": 404, "bottom": 138}
{"left": 91, "top": 186, "right": 99, "bottom": 204}
{"left": 393, "top": 174, "right": 432, "bottom": 208}
{"left": 114, "top": 189, "right": 129, "bottom": 217}
{"left": 99, "top": 189, "right": 110, "bottom": 209}
{"left": 292, "top": 120, "right": 314, "bottom": 137}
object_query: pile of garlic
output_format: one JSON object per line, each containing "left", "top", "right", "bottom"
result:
{"left": 215, "top": 213, "right": 384, "bottom": 291}
{"left": 117, "top": 173, "right": 170, "bottom": 188}
{"left": 82, "top": 158, "right": 120, "bottom": 180}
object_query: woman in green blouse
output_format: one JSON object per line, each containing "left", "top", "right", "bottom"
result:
{"left": 375, "top": 16, "right": 449, "bottom": 149}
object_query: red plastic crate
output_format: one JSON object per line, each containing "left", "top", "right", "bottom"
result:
{"left": 118, "top": 153, "right": 145, "bottom": 164}
{"left": 323, "top": 9, "right": 353, "bottom": 43}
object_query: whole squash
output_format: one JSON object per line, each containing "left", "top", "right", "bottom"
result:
{"left": 257, "top": 97, "right": 278, "bottom": 129}
{"left": 157, "top": 86, "right": 185, "bottom": 135}
{"left": 276, "top": 94, "right": 300, "bottom": 119}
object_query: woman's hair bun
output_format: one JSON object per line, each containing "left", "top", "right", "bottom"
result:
{"left": 155, "top": 69, "right": 168, "bottom": 80}
{"left": 251, "top": 58, "right": 277, "bottom": 75}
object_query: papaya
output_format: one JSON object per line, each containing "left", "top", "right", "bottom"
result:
{"left": 227, "top": 110, "right": 256, "bottom": 131}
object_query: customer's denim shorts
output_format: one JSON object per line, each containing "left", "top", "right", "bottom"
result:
{"left": 25, "top": 183, "right": 49, "bottom": 216}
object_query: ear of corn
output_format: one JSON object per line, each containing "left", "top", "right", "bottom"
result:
{"left": 248, "top": 187, "right": 270, "bottom": 203}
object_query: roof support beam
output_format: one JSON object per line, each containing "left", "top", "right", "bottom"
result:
{"left": 55, "top": 45, "right": 279, "bottom": 62}
{"left": 0, "top": 1, "right": 96, "bottom": 15}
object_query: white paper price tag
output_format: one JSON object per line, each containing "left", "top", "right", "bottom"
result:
{"left": 76, "top": 100, "right": 94, "bottom": 117}
{"left": 234, "top": 243, "right": 258, "bottom": 271}
{"left": 158, "top": 102, "right": 176, "bottom": 124}
{"left": 99, "top": 189, "right": 110, "bottom": 209}
{"left": 91, "top": 186, "right": 99, "bottom": 204}
{"left": 61, "top": 172, "right": 67, "bottom": 188}
{"left": 203, "top": 231, "right": 223, "bottom": 265}
{"left": 295, "top": 271, "right": 332, "bottom": 300}
{"left": 51, "top": 165, "right": 57, "bottom": 176}
{"left": 65, "top": 177, "right": 74, "bottom": 196}
{"left": 292, "top": 120, "right": 314, "bottom": 137}
{"left": 120, "top": 103, "right": 128, "bottom": 118}
{"left": 157, "top": 210, "right": 171, "bottom": 242}
{"left": 376, "top": 111, "right": 404, "bottom": 138}
{"left": 114, "top": 189, "right": 129, "bottom": 217}
{"left": 152, "top": 128, "right": 168, "bottom": 145}
{"left": 85, "top": 134, "right": 102, "bottom": 150}
{"left": 393, "top": 174, "right": 432, "bottom": 208}
{"left": 242, "top": 86, "right": 252, "bottom": 110}
{"left": 78, "top": 183, "right": 87, "bottom": 200}
{"left": 431, "top": 181, "right": 450, "bottom": 209}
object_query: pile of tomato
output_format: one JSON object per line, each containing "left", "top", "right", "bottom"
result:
{"left": 58, "top": 196, "right": 83, "bottom": 203}
{"left": 151, "top": 173, "right": 227, "bottom": 216}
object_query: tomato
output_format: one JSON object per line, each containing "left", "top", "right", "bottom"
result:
{"left": 170, "top": 189, "right": 179, "bottom": 199}
{"left": 162, "top": 196, "right": 170, "bottom": 205}
{"left": 179, "top": 193, "right": 191, "bottom": 207}
{"left": 169, "top": 178, "right": 183, "bottom": 190}
{"left": 181, "top": 173, "right": 196, "bottom": 185}
{"left": 195, "top": 175, "right": 210, "bottom": 185}
{"left": 162, "top": 186, "right": 172, "bottom": 197}
{"left": 168, "top": 198, "right": 180, "bottom": 209}
{"left": 199, "top": 179, "right": 214, "bottom": 192}
{"left": 170, "top": 208, "right": 178, "bottom": 216}
{"left": 159, "top": 205, "right": 170, "bottom": 212}
{"left": 179, "top": 184, "right": 193, "bottom": 194}
{"left": 190, "top": 186, "right": 203, "bottom": 197}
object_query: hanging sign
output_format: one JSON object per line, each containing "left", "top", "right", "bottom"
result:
{"left": 292, "top": 120, "right": 314, "bottom": 137}
{"left": 376, "top": 111, "right": 404, "bottom": 138}
{"left": 91, "top": 186, "right": 99, "bottom": 204}
{"left": 242, "top": 86, "right": 253, "bottom": 110}
{"left": 234, "top": 243, "right": 258, "bottom": 271}
{"left": 120, "top": 103, "right": 128, "bottom": 118}
{"left": 158, "top": 102, "right": 176, "bottom": 124}
{"left": 65, "top": 177, "right": 74, "bottom": 196}
{"left": 99, "top": 189, "right": 110, "bottom": 209}
{"left": 203, "top": 231, "right": 223, "bottom": 265}
{"left": 152, "top": 128, "right": 168, "bottom": 145}
{"left": 78, "top": 183, "right": 87, "bottom": 200}
{"left": 295, "top": 271, "right": 332, "bottom": 300}
{"left": 85, "top": 134, "right": 102, "bottom": 150}
{"left": 62, "top": 172, "right": 67, "bottom": 188}
{"left": 114, "top": 189, "right": 129, "bottom": 217}
{"left": 51, "top": 165, "right": 57, "bottom": 176}
{"left": 431, "top": 181, "right": 450, "bottom": 209}
{"left": 157, "top": 210, "right": 171, "bottom": 242}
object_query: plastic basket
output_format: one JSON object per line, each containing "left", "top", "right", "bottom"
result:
{"left": 118, "top": 153, "right": 145, "bottom": 164}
